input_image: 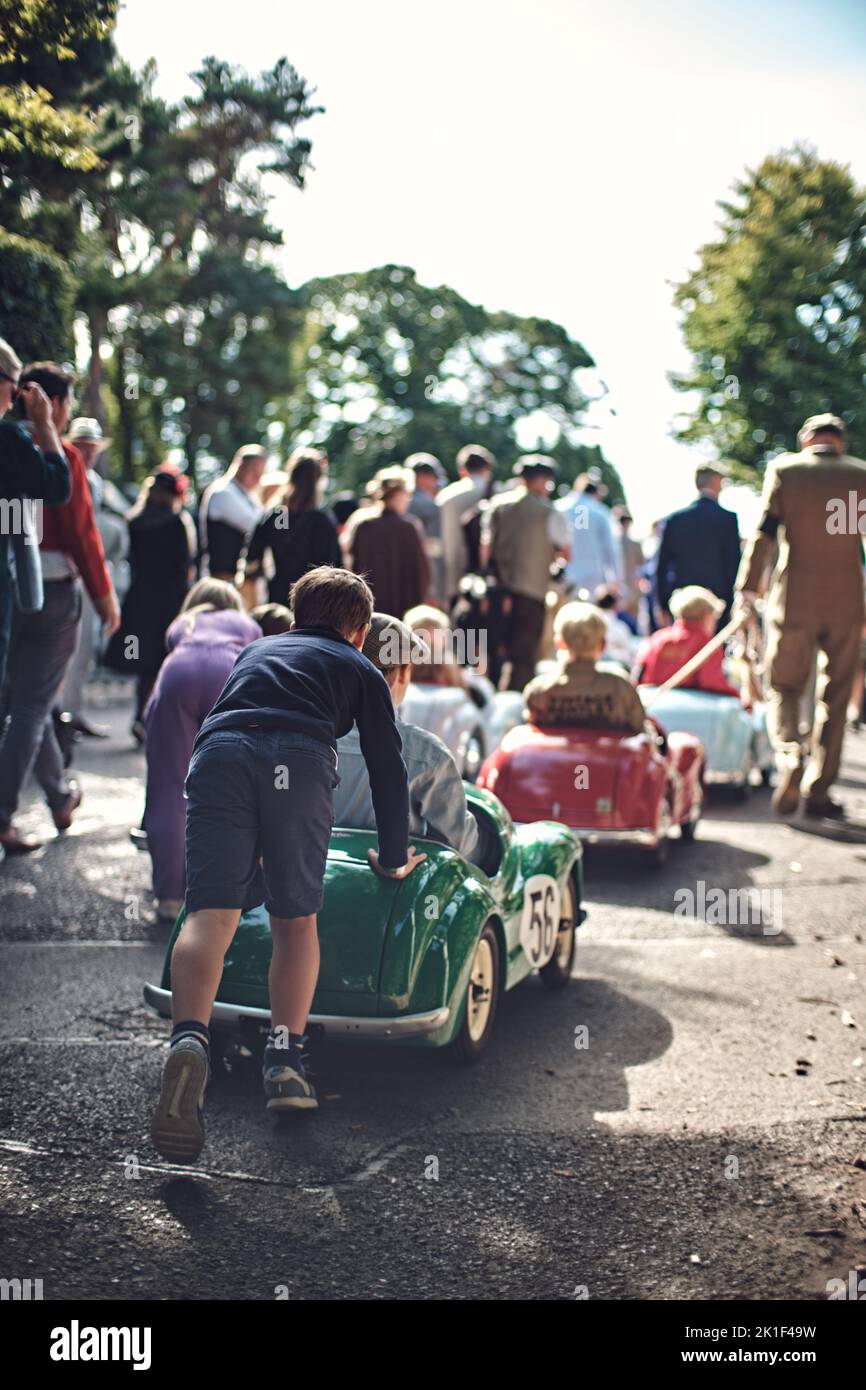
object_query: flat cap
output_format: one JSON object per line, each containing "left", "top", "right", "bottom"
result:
{"left": 513, "top": 453, "right": 558, "bottom": 481}
{"left": 799, "top": 413, "right": 846, "bottom": 439}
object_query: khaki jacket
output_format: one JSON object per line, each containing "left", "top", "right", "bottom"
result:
{"left": 737, "top": 447, "right": 866, "bottom": 627}
{"left": 524, "top": 658, "right": 646, "bottom": 733}
{"left": 483, "top": 488, "right": 569, "bottom": 602}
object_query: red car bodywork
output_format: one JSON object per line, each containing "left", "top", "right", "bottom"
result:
{"left": 477, "top": 720, "right": 705, "bottom": 856}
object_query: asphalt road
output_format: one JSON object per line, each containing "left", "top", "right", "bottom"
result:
{"left": 1, "top": 681, "right": 865, "bottom": 1301}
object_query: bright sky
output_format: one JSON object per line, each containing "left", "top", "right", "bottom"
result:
{"left": 115, "top": 0, "right": 866, "bottom": 533}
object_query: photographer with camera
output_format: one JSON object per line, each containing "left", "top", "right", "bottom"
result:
{"left": 0, "top": 359, "right": 119, "bottom": 854}
{"left": 0, "top": 338, "right": 71, "bottom": 692}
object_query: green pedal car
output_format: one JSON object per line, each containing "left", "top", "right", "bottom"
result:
{"left": 144, "top": 786, "right": 586, "bottom": 1063}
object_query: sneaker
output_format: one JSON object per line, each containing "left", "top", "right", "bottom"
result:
{"left": 772, "top": 763, "right": 802, "bottom": 816}
{"left": 263, "top": 1045, "right": 319, "bottom": 1112}
{"left": 151, "top": 1037, "right": 209, "bottom": 1162}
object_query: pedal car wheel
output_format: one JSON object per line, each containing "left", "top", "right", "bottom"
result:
{"left": 450, "top": 921, "right": 500, "bottom": 1064}
{"left": 539, "top": 872, "right": 578, "bottom": 989}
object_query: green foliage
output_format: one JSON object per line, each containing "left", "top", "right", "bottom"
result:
{"left": 0, "top": 0, "right": 116, "bottom": 66}
{"left": 279, "top": 264, "right": 625, "bottom": 499}
{"left": 0, "top": 0, "right": 116, "bottom": 224}
{"left": 0, "top": 229, "right": 75, "bottom": 360}
{"left": 671, "top": 147, "right": 866, "bottom": 479}
{"left": 97, "top": 57, "right": 321, "bottom": 479}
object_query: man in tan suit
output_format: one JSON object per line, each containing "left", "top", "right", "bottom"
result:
{"left": 481, "top": 455, "right": 570, "bottom": 690}
{"left": 736, "top": 414, "right": 866, "bottom": 818}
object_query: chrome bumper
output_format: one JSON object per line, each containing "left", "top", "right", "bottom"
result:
{"left": 516, "top": 822, "right": 657, "bottom": 847}
{"left": 142, "top": 983, "right": 450, "bottom": 1040}
{"left": 572, "top": 826, "right": 658, "bottom": 847}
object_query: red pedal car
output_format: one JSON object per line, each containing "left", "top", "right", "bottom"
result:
{"left": 477, "top": 719, "right": 705, "bottom": 867}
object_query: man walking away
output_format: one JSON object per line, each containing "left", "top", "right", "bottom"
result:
{"left": 407, "top": 453, "right": 446, "bottom": 605}
{"left": 481, "top": 455, "right": 570, "bottom": 690}
{"left": 438, "top": 445, "right": 495, "bottom": 606}
{"left": 736, "top": 414, "right": 866, "bottom": 820}
{"left": 613, "top": 505, "right": 644, "bottom": 622}
{"left": 556, "top": 468, "right": 621, "bottom": 598}
{"left": 656, "top": 463, "right": 741, "bottom": 626}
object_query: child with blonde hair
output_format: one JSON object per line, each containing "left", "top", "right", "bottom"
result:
{"left": 523, "top": 601, "right": 646, "bottom": 732}
{"left": 635, "top": 585, "right": 740, "bottom": 697}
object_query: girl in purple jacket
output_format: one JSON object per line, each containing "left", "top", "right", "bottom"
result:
{"left": 143, "top": 579, "right": 261, "bottom": 921}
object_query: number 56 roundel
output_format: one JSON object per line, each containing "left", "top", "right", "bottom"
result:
{"left": 519, "top": 875, "right": 561, "bottom": 969}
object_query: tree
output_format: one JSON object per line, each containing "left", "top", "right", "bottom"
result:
{"left": 0, "top": 230, "right": 75, "bottom": 359}
{"left": 0, "top": 0, "right": 120, "bottom": 369}
{"left": 85, "top": 56, "right": 321, "bottom": 479}
{"left": 1, "top": 6, "right": 323, "bottom": 479}
{"left": 0, "top": 1, "right": 118, "bottom": 249}
{"left": 671, "top": 147, "right": 866, "bottom": 480}
{"left": 279, "top": 264, "right": 626, "bottom": 501}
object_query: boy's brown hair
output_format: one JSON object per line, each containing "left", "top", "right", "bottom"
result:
{"left": 290, "top": 566, "right": 374, "bottom": 637}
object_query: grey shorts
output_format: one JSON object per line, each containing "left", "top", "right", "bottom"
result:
{"left": 184, "top": 728, "right": 339, "bottom": 919}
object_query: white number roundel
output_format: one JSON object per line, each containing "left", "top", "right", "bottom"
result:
{"left": 519, "top": 875, "right": 561, "bottom": 969}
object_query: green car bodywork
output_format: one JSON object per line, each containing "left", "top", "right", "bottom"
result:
{"left": 144, "top": 786, "right": 585, "bottom": 1051}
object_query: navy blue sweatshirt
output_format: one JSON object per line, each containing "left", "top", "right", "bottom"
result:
{"left": 196, "top": 625, "right": 410, "bottom": 869}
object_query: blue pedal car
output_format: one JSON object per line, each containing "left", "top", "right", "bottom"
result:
{"left": 638, "top": 687, "right": 773, "bottom": 797}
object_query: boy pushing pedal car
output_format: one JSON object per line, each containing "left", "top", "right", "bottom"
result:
{"left": 151, "top": 567, "right": 424, "bottom": 1163}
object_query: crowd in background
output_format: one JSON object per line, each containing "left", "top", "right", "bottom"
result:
{"left": 2, "top": 327, "right": 864, "bottom": 908}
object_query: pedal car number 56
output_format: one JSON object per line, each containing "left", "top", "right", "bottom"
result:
{"left": 519, "top": 875, "right": 561, "bottom": 968}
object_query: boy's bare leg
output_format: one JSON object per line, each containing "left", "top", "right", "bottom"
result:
{"left": 152, "top": 908, "right": 241, "bottom": 1161}
{"left": 268, "top": 914, "right": 319, "bottom": 1034}
{"left": 170, "top": 908, "right": 242, "bottom": 1025}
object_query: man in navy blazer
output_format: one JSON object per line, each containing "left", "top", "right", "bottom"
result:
{"left": 655, "top": 464, "right": 741, "bottom": 625}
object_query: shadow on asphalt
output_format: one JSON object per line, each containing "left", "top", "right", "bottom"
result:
{"left": 207, "top": 974, "right": 674, "bottom": 1147}
{"left": 581, "top": 839, "right": 791, "bottom": 944}
{"left": 787, "top": 817, "right": 866, "bottom": 846}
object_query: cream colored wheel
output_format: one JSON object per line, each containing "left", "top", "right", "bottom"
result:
{"left": 467, "top": 935, "right": 495, "bottom": 1041}
{"left": 540, "top": 873, "right": 578, "bottom": 989}
{"left": 450, "top": 922, "right": 501, "bottom": 1064}
{"left": 554, "top": 879, "right": 576, "bottom": 969}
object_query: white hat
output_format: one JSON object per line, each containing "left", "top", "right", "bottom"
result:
{"left": 68, "top": 417, "right": 112, "bottom": 448}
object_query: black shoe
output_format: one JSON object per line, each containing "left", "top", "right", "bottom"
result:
{"left": 804, "top": 797, "right": 847, "bottom": 820}
{"left": 151, "top": 1037, "right": 209, "bottom": 1162}
{"left": 263, "top": 1043, "right": 319, "bottom": 1112}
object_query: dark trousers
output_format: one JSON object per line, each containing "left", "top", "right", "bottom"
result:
{"left": 0, "top": 578, "right": 81, "bottom": 827}
{"left": 501, "top": 591, "right": 546, "bottom": 692}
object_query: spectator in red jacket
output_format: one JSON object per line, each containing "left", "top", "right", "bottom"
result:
{"left": 0, "top": 363, "right": 120, "bottom": 853}
{"left": 634, "top": 585, "right": 740, "bottom": 698}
